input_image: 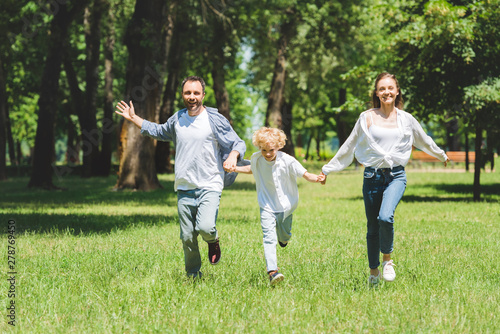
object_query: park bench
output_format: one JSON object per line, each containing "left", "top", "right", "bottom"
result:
{"left": 411, "top": 149, "right": 475, "bottom": 163}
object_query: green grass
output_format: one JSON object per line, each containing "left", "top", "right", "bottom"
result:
{"left": 0, "top": 166, "right": 499, "bottom": 333}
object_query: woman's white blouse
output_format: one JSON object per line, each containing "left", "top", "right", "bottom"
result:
{"left": 322, "top": 108, "right": 448, "bottom": 174}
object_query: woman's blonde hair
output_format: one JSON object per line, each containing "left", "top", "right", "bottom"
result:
{"left": 252, "top": 127, "right": 287, "bottom": 149}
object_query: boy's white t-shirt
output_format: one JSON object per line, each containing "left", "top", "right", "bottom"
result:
{"left": 174, "top": 109, "right": 224, "bottom": 192}
{"left": 251, "top": 151, "right": 307, "bottom": 218}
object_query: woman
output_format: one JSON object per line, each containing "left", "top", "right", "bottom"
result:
{"left": 319, "top": 72, "right": 449, "bottom": 284}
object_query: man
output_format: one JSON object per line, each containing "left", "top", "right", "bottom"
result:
{"left": 115, "top": 76, "right": 246, "bottom": 278}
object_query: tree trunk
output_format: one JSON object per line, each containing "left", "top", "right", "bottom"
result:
{"left": 304, "top": 130, "right": 313, "bottom": 160}
{"left": 464, "top": 129, "right": 470, "bottom": 172}
{"left": 65, "top": 105, "right": 80, "bottom": 165}
{"left": 265, "top": 13, "right": 295, "bottom": 156}
{"left": 156, "top": 27, "right": 182, "bottom": 174}
{"left": 473, "top": 119, "right": 482, "bottom": 202}
{"left": 5, "top": 106, "right": 16, "bottom": 166}
{"left": 29, "top": 1, "right": 90, "bottom": 189}
{"left": 155, "top": 2, "right": 180, "bottom": 174}
{"left": 211, "top": 19, "right": 231, "bottom": 122}
{"left": 0, "top": 56, "right": 7, "bottom": 180}
{"left": 281, "top": 101, "right": 295, "bottom": 156}
{"left": 316, "top": 128, "right": 322, "bottom": 160}
{"left": 445, "top": 116, "right": 460, "bottom": 151}
{"left": 115, "top": 0, "right": 167, "bottom": 191}
{"left": 486, "top": 129, "right": 494, "bottom": 172}
{"left": 80, "top": 0, "right": 105, "bottom": 177}
{"left": 334, "top": 87, "right": 349, "bottom": 146}
{"left": 96, "top": 0, "right": 115, "bottom": 176}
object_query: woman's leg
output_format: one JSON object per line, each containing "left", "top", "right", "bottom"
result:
{"left": 362, "top": 168, "right": 384, "bottom": 275}
{"left": 378, "top": 169, "right": 407, "bottom": 257}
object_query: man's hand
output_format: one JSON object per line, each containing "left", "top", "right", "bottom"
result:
{"left": 115, "top": 100, "right": 143, "bottom": 128}
{"left": 223, "top": 151, "right": 239, "bottom": 172}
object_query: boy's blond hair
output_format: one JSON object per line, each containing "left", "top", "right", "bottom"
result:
{"left": 252, "top": 127, "right": 287, "bottom": 149}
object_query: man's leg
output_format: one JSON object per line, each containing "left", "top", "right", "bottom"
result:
{"left": 196, "top": 189, "right": 222, "bottom": 264}
{"left": 177, "top": 190, "right": 201, "bottom": 276}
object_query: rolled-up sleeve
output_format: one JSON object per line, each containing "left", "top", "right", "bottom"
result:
{"left": 411, "top": 116, "right": 448, "bottom": 162}
{"left": 212, "top": 114, "right": 246, "bottom": 161}
{"left": 322, "top": 118, "right": 361, "bottom": 175}
{"left": 141, "top": 119, "right": 174, "bottom": 142}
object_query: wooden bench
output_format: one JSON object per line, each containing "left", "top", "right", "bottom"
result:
{"left": 411, "top": 149, "right": 475, "bottom": 163}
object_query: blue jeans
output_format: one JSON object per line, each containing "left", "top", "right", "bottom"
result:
{"left": 177, "top": 189, "right": 221, "bottom": 276}
{"left": 362, "top": 166, "right": 406, "bottom": 269}
{"left": 260, "top": 209, "right": 293, "bottom": 272}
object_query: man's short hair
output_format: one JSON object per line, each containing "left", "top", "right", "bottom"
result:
{"left": 181, "top": 76, "right": 206, "bottom": 94}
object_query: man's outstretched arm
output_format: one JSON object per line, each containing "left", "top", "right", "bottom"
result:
{"left": 115, "top": 101, "right": 144, "bottom": 129}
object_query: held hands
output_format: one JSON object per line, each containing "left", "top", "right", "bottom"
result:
{"left": 318, "top": 172, "right": 327, "bottom": 185}
{"left": 303, "top": 172, "right": 326, "bottom": 183}
{"left": 223, "top": 152, "right": 239, "bottom": 172}
{"left": 444, "top": 159, "right": 450, "bottom": 167}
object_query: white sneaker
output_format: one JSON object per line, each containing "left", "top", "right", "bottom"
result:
{"left": 368, "top": 272, "right": 381, "bottom": 285}
{"left": 382, "top": 260, "right": 396, "bottom": 282}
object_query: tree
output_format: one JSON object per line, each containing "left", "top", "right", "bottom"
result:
{"left": 115, "top": 0, "right": 168, "bottom": 190}
{"left": 29, "top": 1, "right": 91, "bottom": 189}
{"left": 464, "top": 78, "right": 500, "bottom": 201}
{"left": 156, "top": 5, "right": 183, "bottom": 174}
{"left": 390, "top": 0, "right": 500, "bottom": 200}
{"left": 0, "top": 57, "right": 7, "bottom": 180}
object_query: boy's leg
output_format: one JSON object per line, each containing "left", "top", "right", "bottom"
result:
{"left": 260, "top": 208, "right": 278, "bottom": 272}
{"left": 177, "top": 190, "right": 201, "bottom": 276}
{"left": 276, "top": 213, "right": 293, "bottom": 246}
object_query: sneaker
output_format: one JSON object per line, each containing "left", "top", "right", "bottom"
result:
{"left": 278, "top": 241, "right": 288, "bottom": 248}
{"left": 382, "top": 260, "right": 396, "bottom": 282}
{"left": 368, "top": 272, "right": 381, "bottom": 285}
{"left": 208, "top": 239, "right": 221, "bottom": 265}
{"left": 269, "top": 270, "right": 284, "bottom": 285}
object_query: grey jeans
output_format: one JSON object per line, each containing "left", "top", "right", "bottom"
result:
{"left": 260, "top": 208, "right": 293, "bottom": 272}
{"left": 177, "top": 189, "right": 221, "bottom": 275}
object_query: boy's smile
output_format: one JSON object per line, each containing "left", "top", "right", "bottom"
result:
{"left": 261, "top": 143, "right": 279, "bottom": 161}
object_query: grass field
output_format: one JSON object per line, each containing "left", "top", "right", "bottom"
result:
{"left": 1, "top": 165, "right": 499, "bottom": 333}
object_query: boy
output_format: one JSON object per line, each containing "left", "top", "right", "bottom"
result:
{"left": 231, "top": 127, "right": 321, "bottom": 285}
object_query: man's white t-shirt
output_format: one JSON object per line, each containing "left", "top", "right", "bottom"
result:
{"left": 174, "top": 109, "right": 224, "bottom": 192}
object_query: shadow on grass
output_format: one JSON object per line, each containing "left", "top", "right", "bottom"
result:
{"left": 0, "top": 176, "right": 178, "bottom": 207}
{"left": 343, "top": 183, "right": 500, "bottom": 203}
{"left": 403, "top": 183, "right": 499, "bottom": 203}
{"left": 224, "top": 181, "right": 257, "bottom": 191}
{"left": 2, "top": 212, "right": 178, "bottom": 235}
{"left": 1, "top": 176, "right": 259, "bottom": 235}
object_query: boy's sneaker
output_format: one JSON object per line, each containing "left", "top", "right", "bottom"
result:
{"left": 268, "top": 270, "right": 284, "bottom": 285}
{"left": 278, "top": 241, "right": 288, "bottom": 248}
{"left": 208, "top": 240, "right": 221, "bottom": 265}
{"left": 382, "top": 260, "right": 396, "bottom": 282}
{"left": 368, "top": 272, "right": 381, "bottom": 285}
